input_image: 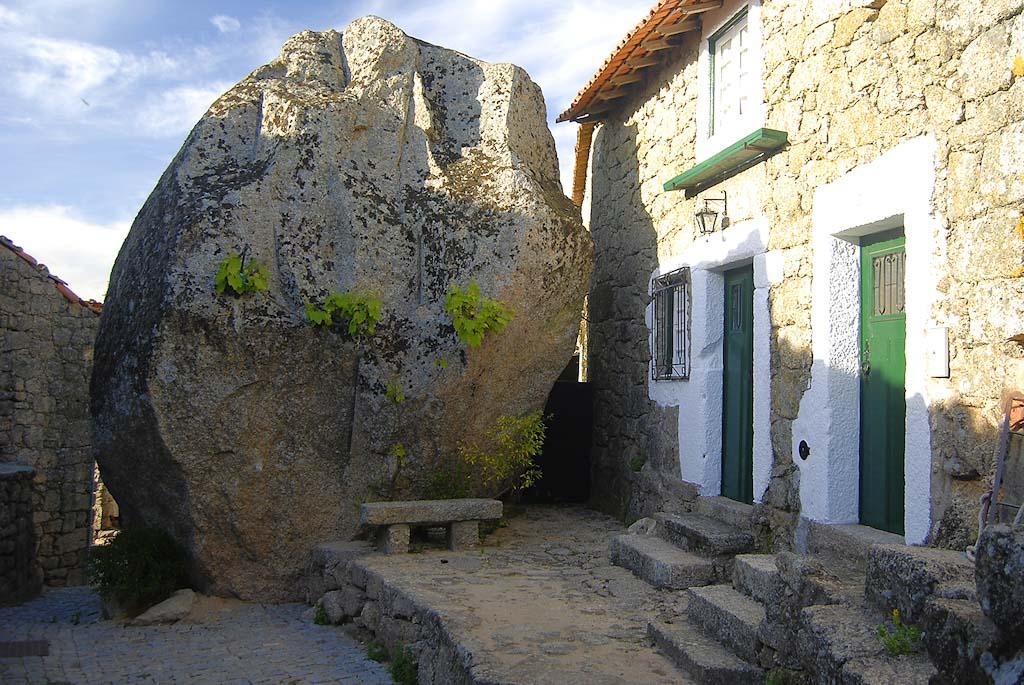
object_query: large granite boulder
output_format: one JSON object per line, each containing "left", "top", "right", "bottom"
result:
{"left": 975, "top": 523, "right": 1024, "bottom": 638}
{"left": 91, "top": 16, "right": 592, "bottom": 600}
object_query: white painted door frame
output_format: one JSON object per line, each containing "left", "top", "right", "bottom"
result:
{"left": 648, "top": 217, "right": 782, "bottom": 502}
{"left": 793, "top": 135, "right": 940, "bottom": 544}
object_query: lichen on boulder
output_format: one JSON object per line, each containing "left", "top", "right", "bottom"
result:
{"left": 91, "top": 16, "right": 592, "bottom": 600}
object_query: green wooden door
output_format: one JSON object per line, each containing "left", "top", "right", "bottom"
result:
{"left": 722, "top": 265, "right": 754, "bottom": 504}
{"left": 859, "top": 232, "right": 907, "bottom": 535}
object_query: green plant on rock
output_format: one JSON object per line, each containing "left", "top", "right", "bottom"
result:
{"left": 629, "top": 455, "right": 646, "bottom": 472}
{"left": 86, "top": 528, "right": 189, "bottom": 617}
{"left": 366, "top": 641, "right": 388, "bottom": 663}
{"left": 215, "top": 253, "right": 269, "bottom": 297}
{"left": 390, "top": 442, "right": 408, "bottom": 462}
{"left": 386, "top": 378, "right": 406, "bottom": 405}
{"left": 429, "top": 411, "right": 546, "bottom": 499}
{"left": 305, "top": 290, "right": 383, "bottom": 338}
{"left": 877, "top": 608, "right": 922, "bottom": 656}
{"left": 313, "top": 602, "right": 328, "bottom": 625}
{"left": 443, "top": 281, "right": 513, "bottom": 347}
{"left": 766, "top": 668, "right": 809, "bottom": 685}
{"left": 389, "top": 645, "right": 418, "bottom": 685}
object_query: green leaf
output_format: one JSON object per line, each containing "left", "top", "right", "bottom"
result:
{"left": 444, "top": 280, "right": 513, "bottom": 348}
{"left": 305, "top": 302, "right": 332, "bottom": 326}
{"left": 247, "top": 264, "right": 269, "bottom": 292}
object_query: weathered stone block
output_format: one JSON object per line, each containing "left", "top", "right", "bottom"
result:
{"left": 356, "top": 599, "right": 380, "bottom": 631}
{"left": 378, "top": 524, "right": 410, "bottom": 555}
{"left": 975, "top": 523, "right": 1024, "bottom": 637}
{"left": 865, "top": 543, "right": 974, "bottom": 622}
{"left": 131, "top": 589, "right": 196, "bottom": 626}
{"left": 446, "top": 520, "right": 479, "bottom": 551}
{"left": 360, "top": 499, "right": 502, "bottom": 527}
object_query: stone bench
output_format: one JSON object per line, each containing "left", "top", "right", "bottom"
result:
{"left": 360, "top": 499, "right": 503, "bottom": 554}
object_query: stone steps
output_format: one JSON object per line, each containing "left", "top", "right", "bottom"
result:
{"left": 797, "top": 602, "right": 937, "bottom": 684}
{"left": 653, "top": 512, "right": 755, "bottom": 557}
{"left": 609, "top": 534, "right": 717, "bottom": 589}
{"left": 695, "top": 496, "right": 754, "bottom": 531}
{"left": 732, "top": 553, "right": 783, "bottom": 604}
{"left": 807, "top": 521, "right": 904, "bottom": 571}
{"left": 863, "top": 543, "right": 975, "bottom": 621}
{"left": 687, "top": 584, "right": 765, "bottom": 663}
{"left": 647, "top": 618, "right": 764, "bottom": 685}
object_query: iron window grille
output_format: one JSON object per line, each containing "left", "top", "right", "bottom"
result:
{"left": 652, "top": 267, "right": 691, "bottom": 381}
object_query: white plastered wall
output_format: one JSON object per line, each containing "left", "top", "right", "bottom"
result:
{"left": 648, "top": 218, "right": 783, "bottom": 501}
{"left": 792, "top": 135, "right": 939, "bottom": 544}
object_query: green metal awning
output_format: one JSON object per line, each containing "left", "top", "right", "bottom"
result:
{"left": 663, "top": 128, "right": 788, "bottom": 195}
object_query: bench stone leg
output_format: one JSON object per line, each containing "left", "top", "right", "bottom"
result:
{"left": 378, "top": 524, "right": 410, "bottom": 554}
{"left": 447, "top": 520, "right": 479, "bottom": 551}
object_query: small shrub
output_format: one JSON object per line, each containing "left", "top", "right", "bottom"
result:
{"left": 366, "top": 641, "right": 388, "bottom": 662}
{"left": 389, "top": 645, "right": 418, "bottom": 685}
{"left": 86, "top": 528, "right": 189, "bottom": 616}
{"left": 215, "top": 253, "right": 269, "bottom": 297}
{"left": 313, "top": 603, "right": 328, "bottom": 625}
{"left": 429, "top": 411, "right": 546, "bottom": 498}
{"left": 443, "top": 281, "right": 513, "bottom": 347}
{"left": 425, "top": 457, "right": 473, "bottom": 500}
{"left": 629, "top": 456, "right": 646, "bottom": 472}
{"left": 877, "top": 608, "right": 922, "bottom": 656}
{"left": 434, "top": 357, "right": 450, "bottom": 370}
{"left": 306, "top": 290, "right": 383, "bottom": 338}
{"left": 766, "top": 668, "right": 808, "bottom": 685}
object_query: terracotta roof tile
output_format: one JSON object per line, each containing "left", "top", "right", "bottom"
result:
{"left": 1, "top": 235, "right": 103, "bottom": 314}
{"left": 557, "top": 0, "right": 716, "bottom": 123}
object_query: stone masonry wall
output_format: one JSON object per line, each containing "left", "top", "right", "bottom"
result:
{"left": 0, "top": 463, "right": 42, "bottom": 605}
{"left": 586, "top": 0, "right": 1024, "bottom": 544}
{"left": 1, "top": 239, "right": 101, "bottom": 585}
{"left": 760, "top": 0, "right": 1024, "bottom": 547}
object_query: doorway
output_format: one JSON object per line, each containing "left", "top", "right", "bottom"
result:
{"left": 722, "top": 264, "right": 754, "bottom": 504}
{"left": 859, "top": 231, "right": 906, "bottom": 534}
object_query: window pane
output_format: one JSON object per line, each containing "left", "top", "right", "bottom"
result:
{"left": 712, "top": 14, "right": 750, "bottom": 135}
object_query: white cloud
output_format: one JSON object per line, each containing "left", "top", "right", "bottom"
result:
{"left": 0, "top": 205, "right": 130, "bottom": 301}
{"left": 134, "top": 82, "right": 232, "bottom": 137}
{"left": 0, "top": 4, "right": 21, "bottom": 27}
{"left": 210, "top": 15, "right": 241, "bottom": 33}
{"left": 5, "top": 34, "right": 182, "bottom": 118}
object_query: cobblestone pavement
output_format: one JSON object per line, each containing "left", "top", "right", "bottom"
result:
{"left": 0, "top": 587, "right": 394, "bottom": 684}
{"left": 358, "top": 505, "right": 694, "bottom": 684}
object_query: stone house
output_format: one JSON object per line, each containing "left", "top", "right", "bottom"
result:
{"left": 1, "top": 236, "right": 112, "bottom": 595}
{"left": 562, "top": 0, "right": 1024, "bottom": 550}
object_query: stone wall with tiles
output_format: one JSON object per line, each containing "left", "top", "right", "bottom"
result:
{"left": 584, "top": 0, "right": 1024, "bottom": 545}
{"left": 0, "top": 463, "right": 42, "bottom": 605}
{"left": 1, "top": 242, "right": 101, "bottom": 585}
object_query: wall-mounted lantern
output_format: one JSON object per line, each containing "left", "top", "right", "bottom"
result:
{"left": 695, "top": 192, "right": 729, "bottom": 235}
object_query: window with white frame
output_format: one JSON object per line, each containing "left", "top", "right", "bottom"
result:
{"left": 652, "top": 267, "right": 691, "bottom": 381}
{"left": 710, "top": 9, "right": 751, "bottom": 138}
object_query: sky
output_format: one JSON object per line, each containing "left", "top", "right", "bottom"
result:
{"left": 0, "top": 0, "right": 652, "bottom": 301}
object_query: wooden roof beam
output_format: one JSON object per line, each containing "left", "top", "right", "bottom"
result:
{"left": 657, "top": 17, "right": 701, "bottom": 36}
{"left": 679, "top": 0, "right": 723, "bottom": 15}
{"left": 641, "top": 37, "right": 675, "bottom": 52}
{"left": 609, "top": 71, "right": 645, "bottom": 86}
{"left": 626, "top": 55, "right": 662, "bottom": 69}
{"left": 597, "top": 86, "right": 632, "bottom": 101}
